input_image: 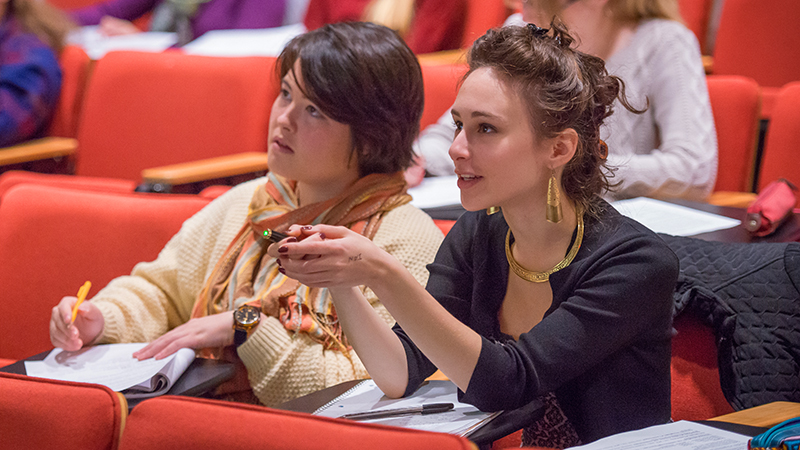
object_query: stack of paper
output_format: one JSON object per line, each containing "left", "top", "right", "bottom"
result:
{"left": 566, "top": 420, "right": 750, "bottom": 449}
{"left": 181, "top": 24, "right": 306, "bottom": 57}
{"left": 67, "top": 26, "right": 178, "bottom": 60}
{"left": 408, "top": 175, "right": 461, "bottom": 209}
{"left": 314, "top": 379, "right": 500, "bottom": 437}
{"left": 610, "top": 197, "right": 741, "bottom": 236}
{"left": 24, "top": 343, "right": 194, "bottom": 398}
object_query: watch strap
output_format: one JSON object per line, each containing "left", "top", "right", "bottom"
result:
{"left": 234, "top": 329, "right": 248, "bottom": 348}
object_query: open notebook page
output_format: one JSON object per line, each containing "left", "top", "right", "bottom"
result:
{"left": 314, "top": 379, "right": 500, "bottom": 437}
{"left": 24, "top": 343, "right": 194, "bottom": 393}
{"left": 566, "top": 420, "right": 750, "bottom": 449}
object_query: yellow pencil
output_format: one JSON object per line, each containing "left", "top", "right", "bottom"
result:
{"left": 70, "top": 281, "right": 92, "bottom": 323}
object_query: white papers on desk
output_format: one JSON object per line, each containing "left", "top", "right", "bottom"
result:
{"left": 314, "top": 379, "right": 500, "bottom": 437}
{"left": 67, "top": 27, "right": 178, "bottom": 60}
{"left": 24, "top": 343, "right": 194, "bottom": 394}
{"left": 611, "top": 197, "right": 741, "bottom": 236}
{"left": 566, "top": 420, "right": 750, "bottom": 449}
{"left": 408, "top": 175, "right": 461, "bottom": 209}
{"left": 181, "top": 24, "right": 306, "bottom": 57}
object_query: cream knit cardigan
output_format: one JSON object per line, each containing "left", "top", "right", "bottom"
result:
{"left": 91, "top": 177, "right": 444, "bottom": 406}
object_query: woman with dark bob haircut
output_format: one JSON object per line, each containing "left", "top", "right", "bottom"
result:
{"left": 275, "top": 22, "right": 679, "bottom": 446}
{"left": 49, "top": 21, "right": 443, "bottom": 407}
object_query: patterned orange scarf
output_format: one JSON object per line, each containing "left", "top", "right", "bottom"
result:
{"left": 191, "top": 171, "right": 411, "bottom": 356}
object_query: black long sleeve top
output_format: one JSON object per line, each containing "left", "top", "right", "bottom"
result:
{"left": 394, "top": 201, "right": 679, "bottom": 443}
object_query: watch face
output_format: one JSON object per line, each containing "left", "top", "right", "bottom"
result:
{"left": 235, "top": 305, "right": 260, "bottom": 327}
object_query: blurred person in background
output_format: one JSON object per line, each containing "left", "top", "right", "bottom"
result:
{"left": 303, "top": 0, "right": 466, "bottom": 54}
{"left": 413, "top": 0, "right": 717, "bottom": 202}
{"left": 69, "top": 0, "right": 286, "bottom": 45}
{"left": 1, "top": 0, "right": 74, "bottom": 146}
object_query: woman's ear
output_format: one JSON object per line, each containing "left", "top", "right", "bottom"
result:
{"left": 548, "top": 128, "right": 579, "bottom": 168}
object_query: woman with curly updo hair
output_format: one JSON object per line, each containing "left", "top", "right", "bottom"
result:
{"left": 277, "top": 22, "right": 678, "bottom": 446}
{"left": 415, "top": 0, "right": 717, "bottom": 203}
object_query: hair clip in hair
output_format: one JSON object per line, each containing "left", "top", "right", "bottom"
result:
{"left": 598, "top": 140, "right": 609, "bottom": 160}
{"left": 527, "top": 23, "right": 549, "bottom": 38}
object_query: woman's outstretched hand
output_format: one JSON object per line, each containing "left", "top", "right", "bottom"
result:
{"left": 268, "top": 224, "right": 387, "bottom": 290}
{"left": 132, "top": 312, "right": 237, "bottom": 360}
{"left": 98, "top": 16, "right": 142, "bottom": 36}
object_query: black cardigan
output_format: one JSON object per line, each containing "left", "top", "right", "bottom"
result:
{"left": 394, "top": 201, "right": 679, "bottom": 443}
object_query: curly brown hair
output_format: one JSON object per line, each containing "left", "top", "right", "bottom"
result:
{"left": 466, "top": 20, "right": 642, "bottom": 216}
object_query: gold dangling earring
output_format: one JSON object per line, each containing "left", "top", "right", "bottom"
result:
{"left": 546, "top": 169, "right": 562, "bottom": 223}
{"left": 486, "top": 206, "right": 500, "bottom": 215}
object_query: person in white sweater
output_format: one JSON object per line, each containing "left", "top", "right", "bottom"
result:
{"left": 413, "top": 0, "right": 717, "bottom": 202}
{"left": 48, "top": 22, "right": 443, "bottom": 407}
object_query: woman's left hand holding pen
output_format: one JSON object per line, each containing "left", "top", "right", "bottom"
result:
{"left": 49, "top": 294, "right": 104, "bottom": 351}
{"left": 270, "top": 224, "right": 386, "bottom": 290}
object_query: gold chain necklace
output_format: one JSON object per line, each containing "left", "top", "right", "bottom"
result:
{"left": 505, "top": 207, "right": 584, "bottom": 283}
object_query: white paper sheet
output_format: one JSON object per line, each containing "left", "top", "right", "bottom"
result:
{"left": 24, "top": 343, "right": 194, "bottom": 392}
{"left": 408, "top": 175, "right": 461, "bottom": 209}
{"left": 67, "top": 27, "right": 178, "bottom": 60}
{"left": 566, "top": 420, "right": 750, "bottom": 449}
{"left": 611, "top": 197, "right": 741, "bottom": 236}
{"left": 181, "top": 24, "right": 306, "bottom": 57}
{"left": 314, "top": 379, "right": 499, "bottom": 437}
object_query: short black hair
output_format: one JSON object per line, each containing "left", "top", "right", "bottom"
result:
{"left": 277, "top": 22, "right": 424, "bottom": 176}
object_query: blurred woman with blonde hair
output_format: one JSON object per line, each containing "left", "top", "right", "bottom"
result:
{"left": 303, "top": 0, "right": 466, "bottom": 54}
{"left": 1, "top": 0, "right": 74, "bottom": 146}
{"left": 415, "top": 0, "right": 717, "bottom": 202}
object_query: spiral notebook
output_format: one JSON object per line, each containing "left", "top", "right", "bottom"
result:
{"left": 313, "top": 379, "right": 501, "bottom": 437}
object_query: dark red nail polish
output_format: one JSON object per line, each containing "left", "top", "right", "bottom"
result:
{"left": 319, "top": 232, "right": 326, "bottom": 240}
{"left": 276, "top": 258, "right": 282, "bottom": 266}
{"left": 287, "top": 237, "right": 297, "bottom": 242}
{"left": 302, "top": 225, "right": 312, "bottom": 230}
{"left": 278, "top": 267, "right": 286, "bottom": 274}
{"left": 279, "top": 246, "right": 288, "bottom": 253}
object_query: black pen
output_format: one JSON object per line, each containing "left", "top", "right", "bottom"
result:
{"left": 263, "top": 229, "right": 289, "bottom": 243}
{"left": 339, "top": 403, "right": 454, "bottom": 421}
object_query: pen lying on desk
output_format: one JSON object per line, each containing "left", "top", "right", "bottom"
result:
{"left": 339, "top": 403, "right": 454, "bottom": 421}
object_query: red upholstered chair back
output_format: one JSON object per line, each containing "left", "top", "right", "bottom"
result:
{"left": 0, "top": 171, "right": 136, "bottom": 200}
{"left": 756, "top": 82, "right": 800, "bottom": 203}
{"left": 713, "top": 0, "right": 800, "bottom": 117}
{"left": 118, "top": 396, "right": 476, "bottom": 450}
{"left": 0, "top": 372, "right": 126, "bottom": 450}
{"left": 48, "top": 45, "right": 92, "bottom": 139}
{"left": 46, "top": 0, "right": 106, "bottom": 10}
{"left": 678, "top": 0, "right": 712, "bottom": 54}
{"left": 714, "top": 0, "right": 800, "bottom": 89}
{"left": 198, "top": 184, "right": 233, "bottom": 199}
{"left": 706, "top": 75, "right": 761, "bottom": 193}
{"left": 461, "top": 0, "right": 511, "bottom": 48}
{"left": 670, "top": 313, "right": 733, "bottom": 421}
{"left": 434, "top": 219, "right": 456, "bottom": 236}
{"left": 75, "top": 51, "right": 279, "bottom": 183}
{"left": 0, "top": 184, "right": 211, "bottom": 360}
{"left": 420, "top": 63, "right": 469, "bottom": 129}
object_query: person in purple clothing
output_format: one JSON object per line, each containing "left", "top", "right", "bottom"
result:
{"left": 70, "top": 0, "right": 286, "bottom": 45}
{"left": 1, "top": 0, "right": 74, "bottom": 147}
